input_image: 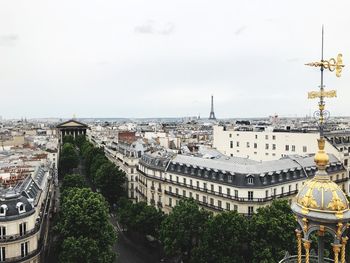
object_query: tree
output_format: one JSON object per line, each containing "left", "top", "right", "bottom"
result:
{"left": 89, "top": 154, "right": 108, "bottom": 182}
{"left": 118, "top": 200, "right": 165, "bottom": 237}
{"left": 95, "top": 162, "right": 126, "bottom": 204}
{"left": 248, "top": 200, "right": 297, "bottom": 263}
{"left": 192, "top": 211, "right": 248, "bottom": 263}
{"left": 59, "top": 143, "right": 79, "bottom": 175}
{"left": 159, "top": 199, "right": 211, "bottom": 262}
{"left": 63, "top": 135, "right": 75, "bottom": 145}
{"left": 74, "top": 135, "right": 86, "bottom": 150}
{"left": 57, "top": 188, "right": 116, "bottom": 263}
{"left": 61, "top": 174, "right": 86, "bottom": 191}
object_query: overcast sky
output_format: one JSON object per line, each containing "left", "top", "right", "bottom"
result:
{"left": 0, "top": 0, "right": 349, "bottom": 119}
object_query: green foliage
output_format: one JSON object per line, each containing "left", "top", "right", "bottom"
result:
{"left": 159, "top": 199, "right": 211, "bottom": 262}
{"left": 89, "top": 155, "right": 108, "bottom": 183}
{"left": 95, "top": 162, "right": 126, "bottom": 204}
{"left": 61, "top": 174, "right": 86, "bottom": 192}
{"left": 57, "top": 188, "right": 116, "bottom": 263}
{"left": 63, "top": 135, "right": 75, "bottom": 145}
{"left": 191, "top": 211, "right": 248, "bottom": 263}
{"left": 118, "top": 199, "right": 165, "bottom": 237}
{"left": 74, "top": 135, "right": 86, "bottom": 149}
{"left": 248, "top": 200, "right": 297, "bottom": 263}
{"left": 59, "top": 143, "right": 79, "bottom": 175}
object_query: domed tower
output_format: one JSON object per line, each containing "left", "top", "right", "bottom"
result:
{"left": 290, "top": 27, "right": 348, "bottom": 263}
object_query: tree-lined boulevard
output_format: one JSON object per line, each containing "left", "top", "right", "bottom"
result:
{"left": 53, "top": 135, "right": 301, "bottom": 263}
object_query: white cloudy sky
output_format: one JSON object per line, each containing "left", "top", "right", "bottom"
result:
{"left": 0, "top": 0, "right": 349, "bottom": 119}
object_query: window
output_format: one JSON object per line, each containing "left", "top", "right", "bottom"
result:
{"left": 16, "top": 202, "right": 25, "bottom": 214}
{"left": 281, "top": 187, "right": 284, "bottom": 194}
{"left": 296, "top": 183, "right": 298, "bottom": 190}
{"left": 265, "top": 190, "right": 268, "bottom": 197}
{"left": 203, "top": 196, "right": 207, "bottom": 203}
{"left": 130, "top": 168, "right": 134, "bottom": 174}
{"left": 218, "top": 200, "right": 222, "bottom": 208}
{"left": 248, "top": 177, "right": 254, "bottom": 184}
{"left": 303, "top": 146, "right": 307, "bottom": 153}
{"left": 190, "top": 179, "right": 193, "bottom": 186}
{"left": 210, "top": 198, "right": 214, "bottom": 205}
{"left": 211, "top": 184, "right": 214, "bottom": 192}
{"left": 0, "top": 247, "right": 5, "bottom": 262}
{"left": 234, "top": 190, "right": 238, "bottom": 198}
{"left": 183, "top": 190, "right": 186, "bottom": 197}
{"left": 169, "top": 198, "right": 172, "bottom": 207}
{"left": 169, "top": 186, "right": 172, "bottom": 192}
{"left": 227, "top": 188, "right": 231, "bottom": 196}
{"left": 265, "top": 135, "right": 268, "bottom": 140}
{"left": 19, "top": 223, "right": 27, "bottom": 236}
{"left": 248, "top": 191, "right": 254, "bottom": 200}
{"left": 189, "top": 192, "right": 193, "bottom": 198}
{"left": 265, "top": 144, "right": 269, "bottom": 150}
{"left": 0, "top": 205, "right": 6, "bottom": 216}
{"left": 229, "top": 133, "right": 232, "bottom": 138}
{"left": 254, "top": 143, "right": 257, "bottom": 149}
{"left": 255, "top": 135, "right": 258, "bottom": 139}
{"left": 218, "top": 186, "right": 222, "bottom": 194}
{"left": 230, "top": 141, "right": 233, "bottom": 148}
{"left": 226, "top": 202, "right": 230, "bottom": 210}
{"left": 21, "top": 242, "right": 29, "bottom": 257}
{"left": 203, "top": 183, "right": 207, "bottom": 190}
{"left": 197, "top": 181, "right": 200, "bottom": 188}
{"left": 234, "top": 205, "right": 238, "bottom": 211}
{"left": 289, "top": 185, "right": 291, "bottom": 192}
{"left": 176, "top": 176, "right": 179, "bottom": 183}
{"left": 236, "top": 142, "right": 240, "bottom": 147}
{"left": 285, "top": 145, "right": 289, "bottom": 151}
{"left": 272, "top": 144, "right": 276, "bottom": 150}
{"left": 228, "top": 175, "right": 232, "bottom": 182}
{"left": 175, "top": 188, "right": 179, "bottom": 194}
{"left": 272, "top": 135, "right": 276, "bottom": 140}
{"left": 273, "top": 188, "right": 276, "bottom": 196}
{"left": 196, "top": 194, "right": 199, "bottom": 200}
{"left": 183, "top": 178, "right": 186, "bottom": 185}
{"left": 0, "top": 227, "right": 5, "bottom": 238}
{"left": 248, "top": 206, "right": 254, "bottom": 215}
{"left": 292, "top": 145, "right": 296, "bottom": 152}
{"left": 246, "top": 142, "right": 250, "bottom": 148}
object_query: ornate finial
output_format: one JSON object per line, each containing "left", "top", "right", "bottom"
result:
{"left": 306, "top": 26, "right": 344, "bottom": 170}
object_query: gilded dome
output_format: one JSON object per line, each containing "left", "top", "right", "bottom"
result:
{"left": 293, "top": 174, "right": 349, "bottom": 219}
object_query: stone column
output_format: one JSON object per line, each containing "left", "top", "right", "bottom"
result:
{"left": 303, "top": 239, "right": 311, "bottom": 263}
{"left": 295, "top": 229, "right": 302, "bottom": 263}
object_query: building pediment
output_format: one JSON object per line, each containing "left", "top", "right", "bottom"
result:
{"left": 56, "top": 120, "right": 88, "bottom": 128}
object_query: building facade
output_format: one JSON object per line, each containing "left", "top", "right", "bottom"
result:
{"left": 0, "top": 165, "right": 54, "bottom": 263}
{"left": 137, "top": 152, "right": 347, "bottom": 215}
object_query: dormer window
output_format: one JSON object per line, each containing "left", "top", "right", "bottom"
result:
{"left": 247, "top": 177, "right": 254, "bottom": 185}
{"left": 16, "top": 202, "right": 25, "bottom": 214}
{"left": 0, "top": 205, "right": 8, "bottom": 216}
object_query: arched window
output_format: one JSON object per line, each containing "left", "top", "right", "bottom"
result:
{"left": 16, "top": 202, "right": 25, "bottom": 214}
{"left": 0, "top": 205, "right": 7, "bottom": 216}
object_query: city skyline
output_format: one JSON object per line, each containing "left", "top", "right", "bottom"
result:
{"left": 1, "top": 0, "right": 350, "bottom": 118}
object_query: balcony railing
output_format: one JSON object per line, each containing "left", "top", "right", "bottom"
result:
{"left": 0, "top": 225, "right": 40, "bottom": 243}
{"left": 2, "top": 243, "right": 42, "bottom": 263}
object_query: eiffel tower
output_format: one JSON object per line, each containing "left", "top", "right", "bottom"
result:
{"left": 208, "top": 95, "right": 216, "bottom": 120}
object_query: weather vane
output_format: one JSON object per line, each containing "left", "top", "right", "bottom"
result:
{"left": 305, "top": 26, "right": 345, "bottom": 138}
